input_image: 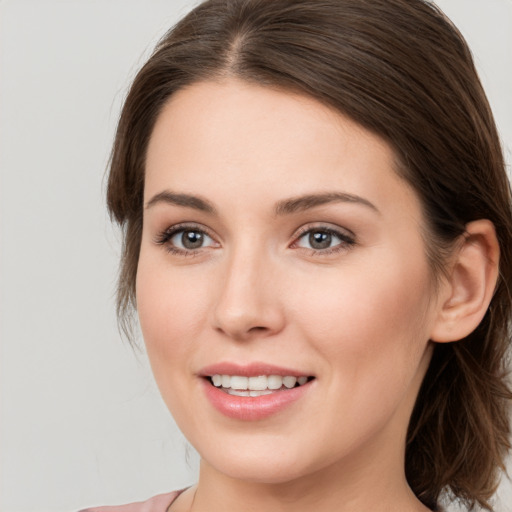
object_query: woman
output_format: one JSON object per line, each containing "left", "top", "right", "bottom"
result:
{"left": 83, "top": 0, "right": 512, "bottom": 510}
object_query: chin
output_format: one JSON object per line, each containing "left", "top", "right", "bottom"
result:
{"left": 195, "top": 435, "right": 337, "bottom": 486}
{"left": 207, "top": 455, "right": 310, "bottom": 485}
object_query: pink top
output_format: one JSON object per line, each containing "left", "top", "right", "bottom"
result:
{"left": 79, "top": 490, "right": 183, "bottom": 512}
{"left": 79, "top": 489, "right": 441, "bottom": 511}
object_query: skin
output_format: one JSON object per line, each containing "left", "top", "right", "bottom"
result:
{"left": 137, "top": 78, "right": 448, "bottom": 512}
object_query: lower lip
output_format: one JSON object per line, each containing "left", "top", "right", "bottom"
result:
{"left": 201, "top": 379, "right": 313, "bottom": 421}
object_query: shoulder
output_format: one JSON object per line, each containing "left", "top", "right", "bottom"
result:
{"left": 79, "top": 490, "right": 182, "bottom": 512}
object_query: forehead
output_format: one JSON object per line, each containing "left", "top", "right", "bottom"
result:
{"left": 144, "top": 78, "right": 420, "bottom": 219}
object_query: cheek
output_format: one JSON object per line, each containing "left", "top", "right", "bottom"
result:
{"left": 136, "top": 252, "right": 208, "bottom": 370}
{"left": 287, "top": 261, "right": 434, "bottom": 451}
{"left": 290, "top": 253, "right": 434, "bottom": 392}
{"left": 297, "top": 260, "right": 430, "bottom": 336}
{"left": 135, "top": 255, "right": 212, "bottom": 431}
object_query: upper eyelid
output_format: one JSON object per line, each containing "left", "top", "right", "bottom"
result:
{"left": 161, "top": 222, "right": 216, "bottom": 237}
{"left": 292, "top": 223, "right": 356, "bottom": 240}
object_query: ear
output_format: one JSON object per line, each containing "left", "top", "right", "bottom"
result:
{"left": 430, "top": 219, "right": 500, "bottom": 343}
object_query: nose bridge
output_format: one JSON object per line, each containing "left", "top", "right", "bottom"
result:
{"left": 213, "top": 237, "right": 283, "bottom": 339}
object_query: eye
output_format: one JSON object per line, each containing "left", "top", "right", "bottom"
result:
{"left": 171, "top": 229, "right": 215, "bottom": 250}
{"left": 294, "top": 226, "right": 355, "bottom": 254}
{"left": 154, "top": 224, "right": 218, "bottom": 254}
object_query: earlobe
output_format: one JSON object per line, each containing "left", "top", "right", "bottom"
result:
{"left": 430, "top": 220, "right": 500, "bottom": 343}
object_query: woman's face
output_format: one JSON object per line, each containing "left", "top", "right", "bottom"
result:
{"left": 138, "top": 79, "right": 442, "bottom": 484}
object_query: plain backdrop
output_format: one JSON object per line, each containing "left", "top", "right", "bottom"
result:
{"left": 0, "top": 1, "right": 511, "bottom": 511}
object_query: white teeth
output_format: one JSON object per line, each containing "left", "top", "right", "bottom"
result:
{"left": 250, "top": 390, "right": 273, "bottom": 397}
{"left": 283, "top": 376, "right": 297, "bottom": 389}
{"left": 230, "top": 376, "right": 248, "bottom": 390}
{"left": 210, "top": 374, "right": 310, "bottom": 392}
{"left": 226, "top": 389, "right": 273, "bottom": 397}
{"left": 267, "top": 375, "right": 283, "bottom": 389}
{"left": 227, "top": 389, "right": 250, "bottom": 396}
{"left": 248, "top": 375, "right": 267, "bottom": 390}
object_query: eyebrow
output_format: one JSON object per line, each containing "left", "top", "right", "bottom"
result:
{"left": 145, "top": 190, "right": 379, "bottom": 216}
{"left": 145, "top": 191, "right": 217, "bottom": 214}
{"left": 275, "top": 192, "right": 380, "bottom": 215}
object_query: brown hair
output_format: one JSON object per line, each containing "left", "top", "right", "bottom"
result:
{"left": 107, "top": 0, "right": 512, "bottom": 509}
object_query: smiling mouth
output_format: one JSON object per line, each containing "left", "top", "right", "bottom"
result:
{"left": 207, "top": 374, "right": 315, "bottom": 397}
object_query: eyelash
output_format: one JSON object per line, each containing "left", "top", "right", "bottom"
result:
{"left": 153, "top": 223, "right": 217, "bottom": 256}
{"left": 153, "top": 223, "right": 356, "bottom": 256}
{"left": 292, "top": 225, "right": 356, "bottom": 255}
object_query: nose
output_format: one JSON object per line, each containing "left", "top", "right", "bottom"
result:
{"left": 212, "top": 247, "right": 285, "bottom": 341}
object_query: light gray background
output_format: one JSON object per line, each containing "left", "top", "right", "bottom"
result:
{"left": 0, "top": 1, "right": 511, "bottom": 511}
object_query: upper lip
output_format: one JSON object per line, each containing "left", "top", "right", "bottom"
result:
{"left": 198, "top": 362, "right": 312, "bottom": 378}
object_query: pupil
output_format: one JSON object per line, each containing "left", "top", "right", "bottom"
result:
{"left": 182, "top": 231, "right": 203, "bottom": 249}
{"left": 309, "top": 231, "right": 331, "bottom": 249}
